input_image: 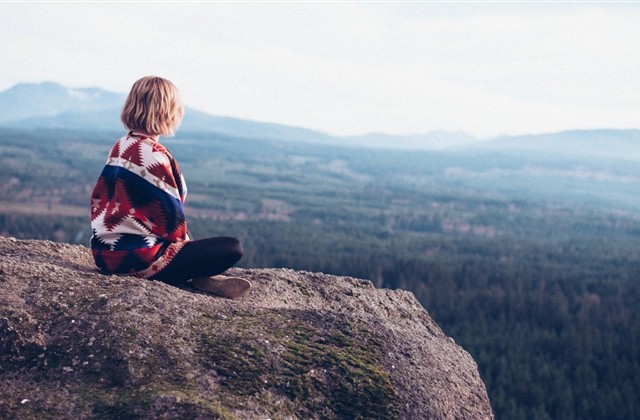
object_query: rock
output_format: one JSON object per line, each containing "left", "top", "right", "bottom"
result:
{"left": 0, "top": 236, "right": 493, "bottom": 419}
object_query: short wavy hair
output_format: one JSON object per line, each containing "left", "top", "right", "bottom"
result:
{"left": 121, "top": 76, "right": 184, "bottom": 136}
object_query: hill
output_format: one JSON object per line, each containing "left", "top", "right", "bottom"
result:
{"left": 474, "top": 129, "right": 640, "bottom": 161}
{"left": 0, "top": 82, "right": 334, "bottom": 144}
{"left": 0, "top": 81, "right": 478, "bottom": 149}
{"left": 0, "top": 236, "right": 493, "bottom": 419}
{"left": 2, "top": 82, "right": 640, "bottom": 154}
{"left": 2, "top": 83, "right": 640, "bottom": 419}
{"left": 0, "top": 82, "right": 123, "bottom": 126}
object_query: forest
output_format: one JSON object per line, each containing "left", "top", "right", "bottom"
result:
{"left": 1, "top": 127, "right": 639, "bottom": 419}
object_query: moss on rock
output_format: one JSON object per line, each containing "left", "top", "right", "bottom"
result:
{"left": 0, "top": 238, "right": 494, "bottom": 419}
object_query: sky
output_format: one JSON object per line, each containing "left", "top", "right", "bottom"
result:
{"left": 1, "top": 2, "right": 639, "bottom": 139}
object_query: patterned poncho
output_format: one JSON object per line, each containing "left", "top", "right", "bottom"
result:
{"left": 90, "top": 133, "right": 189, "bottom": 278}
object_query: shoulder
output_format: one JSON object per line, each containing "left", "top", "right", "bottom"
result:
{"left": 147, "top": 139, "right": 169, "bottom": 153}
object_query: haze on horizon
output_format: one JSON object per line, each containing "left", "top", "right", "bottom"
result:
{"left": 1, "top": 2, "right": 639, "bottom": 139}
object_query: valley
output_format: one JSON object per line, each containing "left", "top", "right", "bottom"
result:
{"left": 1, "top": 127, "right": 640, "bottom": 419}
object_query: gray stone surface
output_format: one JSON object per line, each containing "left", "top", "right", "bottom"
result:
{"left": 0, "top": 236, "right": 493, "bottom": 419}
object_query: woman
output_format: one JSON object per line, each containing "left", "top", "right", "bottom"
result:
{"left": 90, "top": 76, "right": 250, "bottom": 298}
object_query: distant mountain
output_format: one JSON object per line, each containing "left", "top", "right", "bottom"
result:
{"left": 0, "top": 82, "right": 477, "bottom": 149}
{"left": 344, "top": 131, "right": 479, "bottom": 150}
{"left": 0, "top": 82, "right": 335, "bottom": 143}
{"left": 0, "top": 82, "right": 124, "bottom": 126}
{"left": 473, "top": 129, "right": 640, "bottom": 161}
{"left": 1, "top": 82, "right": 638, "bottom": 156}
{"left": 181, "top": 108, "right": 334, "bottom": 144}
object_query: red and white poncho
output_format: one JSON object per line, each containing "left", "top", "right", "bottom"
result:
{"left": 90, "top": 133, "right": 189, "bottom": 278}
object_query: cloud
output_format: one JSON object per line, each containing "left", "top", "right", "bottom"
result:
{"left": 1, "top": 2, "right": 639, "bottom": 137}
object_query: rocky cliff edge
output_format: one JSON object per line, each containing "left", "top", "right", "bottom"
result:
{"left": 0, "top": 237, "right": 493, "bottom": 419}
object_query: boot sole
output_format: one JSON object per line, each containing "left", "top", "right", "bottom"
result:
{"left": 192, "top": 276, "right": 251, "bottom": 299}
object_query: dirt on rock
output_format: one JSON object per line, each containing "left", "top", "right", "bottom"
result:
{"left": 0, "top": 236, "right": 493, "bottom": 419}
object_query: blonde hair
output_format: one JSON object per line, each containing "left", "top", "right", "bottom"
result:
{"left": 121, "top": 76, "right": 184, "bottom": 136}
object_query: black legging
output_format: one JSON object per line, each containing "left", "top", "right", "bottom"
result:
{"left": 151, "top": 237, "right": 243, "bottom": 285}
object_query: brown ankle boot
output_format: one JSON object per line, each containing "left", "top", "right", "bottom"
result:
{"left": 192, "top": 275, "right": 251, "bottom": 299}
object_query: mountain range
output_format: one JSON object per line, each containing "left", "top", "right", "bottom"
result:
{"left": 0, "top": 82, "right": 334, "bottom": 144}
{"left": 1, "top": 81, "right": 639, "bottom": 157}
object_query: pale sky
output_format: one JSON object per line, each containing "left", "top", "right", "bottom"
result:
{"left": 1, "top": 2, "right": 639, "bottom": 138}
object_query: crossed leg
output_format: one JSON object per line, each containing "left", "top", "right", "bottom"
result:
{"left": 151, "top": 236, "right": 243, "bottom": 285}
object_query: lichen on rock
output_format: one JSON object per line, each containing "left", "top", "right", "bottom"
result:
{"left": 0, "top": 236, "right": 493, "bottom": 419}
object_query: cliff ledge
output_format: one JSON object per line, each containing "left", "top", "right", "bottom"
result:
{"left": 0, "top": 236, "right": 493, "bottom": 419}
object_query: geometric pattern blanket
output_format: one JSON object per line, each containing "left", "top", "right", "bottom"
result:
{"left": 90, "top": 133, "right": 189, "bottom": 278}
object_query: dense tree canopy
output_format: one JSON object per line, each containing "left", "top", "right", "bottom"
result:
{"left": 2, "top": 128, "right": 639, "bottom": 419}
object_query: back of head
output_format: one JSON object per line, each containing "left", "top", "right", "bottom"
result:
{"left": 121, "top": 76, "right": 184, "bottom": 136}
